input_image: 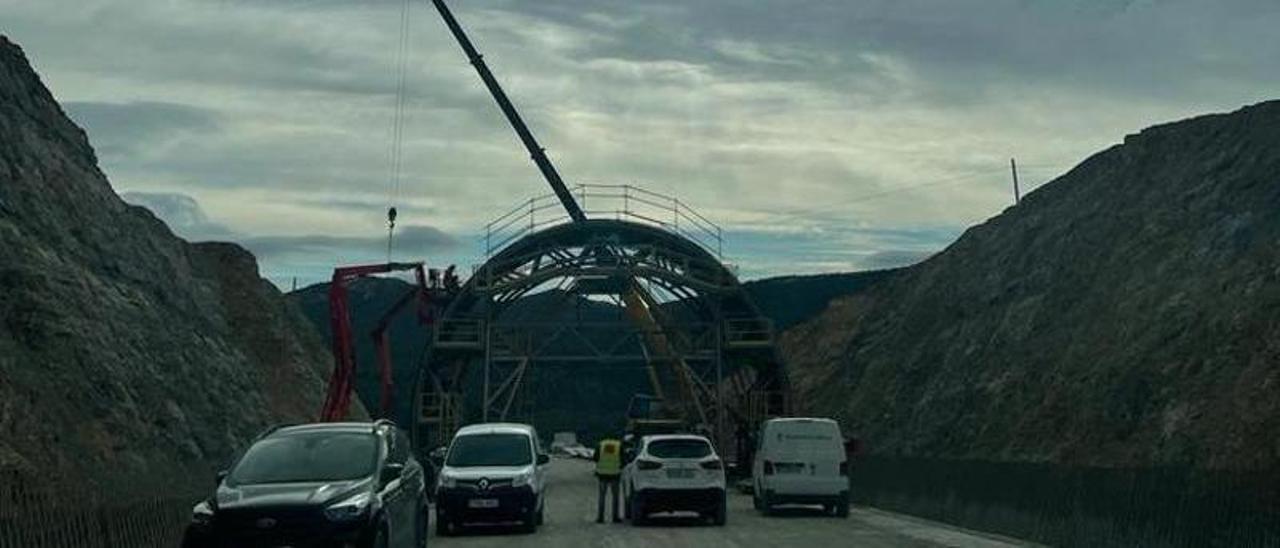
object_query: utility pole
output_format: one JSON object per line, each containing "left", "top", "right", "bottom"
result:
{"left": 1010, "top": 158, "right": 1022, "bottom": 205}
{"left": 1003, "top": 157, "right": 1024, "bottom": 204}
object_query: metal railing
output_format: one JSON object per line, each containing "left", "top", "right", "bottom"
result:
{"left": 483, "top": 184, "right": 724, "bottom": 260}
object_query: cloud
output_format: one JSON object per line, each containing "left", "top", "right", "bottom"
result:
{"left": 8, "top": 0, "right": 1279, "bottom": 283}
{"left": 242, "top": 225, "right": 457, "bottom": 262}
{"left": 121, "top": 191, "right": 236, "bottom": 240}
{"left": 121, "top": 191, "right": 459, "bottom": 286}
{"left": 65, "top": 101, "right": 220, "bottom": 157}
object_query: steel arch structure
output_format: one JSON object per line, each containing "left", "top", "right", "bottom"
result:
{"left": 413, "top": 214, "right": 788, "bottom": 456}
{"left": 411, "top": 0, "right": 790, "bottom": 463}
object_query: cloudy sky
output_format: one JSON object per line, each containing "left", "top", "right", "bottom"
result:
{"left": 3, "top": 0, "right": 1277, "bottom": 287}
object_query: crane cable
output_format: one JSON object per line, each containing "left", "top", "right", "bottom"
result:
{"left": 386, "top": 0, "right": 412, "bottom": 263}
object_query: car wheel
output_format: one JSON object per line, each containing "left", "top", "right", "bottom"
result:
{"left": 367, "top": 524, "right": 389, "bottom": 548}
{"left": 630, "top": 493, "right": 646, "bottom": 526}
{"left": 415, "top": 499, "right": 428, "bottom": 546}
{"left": 536, "top": 498, "right": 546, "bottom": 526}
{"left": 760, "top": 490, "right": 774, "bottom": 516}
{"left": 713, "top": 493, "right": 727, "bottom": 526}
{"left": 752, "top": 491, "right": 762, "bottom": 511}
{"left": 180, "top": 526, "right": 211, "bottom": 548}
{"left": 836, "top": 498, "right": 850, "bottom": 518}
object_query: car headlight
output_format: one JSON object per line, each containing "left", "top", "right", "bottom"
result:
{"left": 191, "top": 500, "right": 214, "bottom": 527}
{"left": 438, "top": 472, "right": 457, "bottom": 489}
{"left": 324, "top": 492, "right": 372, "bottom": 522}
{"left": 511, "top": 470, "right": 534, "bottom": 488}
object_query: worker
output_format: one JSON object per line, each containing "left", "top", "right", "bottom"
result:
{"left": 593, "top": 437, "right": 623, "bottom": 523}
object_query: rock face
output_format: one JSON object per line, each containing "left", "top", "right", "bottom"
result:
{"left": 783, "top": 101, "right": 1280, "bottom": 470}
{"left": 0, "top": 36, "right": 347, "bottom": 495}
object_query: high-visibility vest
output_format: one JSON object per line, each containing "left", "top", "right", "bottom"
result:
{"left": 596, "top": 439, "right": 622, "bottom": 476}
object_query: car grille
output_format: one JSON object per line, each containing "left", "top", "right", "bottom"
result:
{"left": 215, "top": 507, "right": 327, "bottom": 544}
{"left": 456, "top": 478, "right": 514, "bottom": 490}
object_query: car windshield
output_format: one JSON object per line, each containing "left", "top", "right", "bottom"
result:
{"left": 647, "top": 439, "right": 712, "bottom": 459}
{"left": 446, "top": 433, "right": 533, "bottom": 467}
{"left": 229, "top": 432, "right": 378, "bottom": 485}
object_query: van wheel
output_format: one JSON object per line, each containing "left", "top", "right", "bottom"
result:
{"left": 752, "top": 492, "right": 762, "bottom": 511}
{"left": 760, "top": 491, "right": 774, "bottom": 516}
{"left": 836, "top": 499, "right": 850, "bottom": 518}
{"left": 536, "top": 500, "right": 546, "bottom": 526}
{"left": 435, "top": 508, "right": 453, "bottom": 537}
{"left": 521, "top": 505, "right": 538, "bottom": 533}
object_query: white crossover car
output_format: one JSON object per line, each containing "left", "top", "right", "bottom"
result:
{"left": 622, "top": 434, "right": 726, "bottom": 526}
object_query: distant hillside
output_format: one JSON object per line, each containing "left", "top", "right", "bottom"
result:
{"left": 742, "top": 270, "right": 897, "bottom": 330}
{"left": 783, "top": 101, "right": 1280, "bottom": 470}
{"left": 0, "top": 36, "right": 348, "bottom": 496}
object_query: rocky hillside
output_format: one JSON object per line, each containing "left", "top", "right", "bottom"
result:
{"left": 784, "top": 101, "right": 1280, "bottom": 470}
{"left": 0, "top": 36, "right": 349, "bottom": 496}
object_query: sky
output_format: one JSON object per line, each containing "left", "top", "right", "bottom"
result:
{"left": 3, "top": 0, "right": 1277, "bottom": 288}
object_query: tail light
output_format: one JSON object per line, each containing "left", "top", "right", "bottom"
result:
{"left": 636, "top": 459, "right": 663, "bottom": 471}
{"left": 839, "top": 461, "right": 849, "bottom": 476}
{"left": 763, "top": 460, "right": 775, "bottom": 476}
{"left": 700, "top": 459, "right": 723, "bottom": 471}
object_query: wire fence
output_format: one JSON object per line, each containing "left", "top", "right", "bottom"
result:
{"left": 851, "top": 456, "right": 1280, "bottom": 548}
{"left": 0, "top": 471, "right": 199, "bottom": 548}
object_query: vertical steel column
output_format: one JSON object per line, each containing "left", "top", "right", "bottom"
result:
{"left": 482, "top": 315, "right": 492, "bottom": 422}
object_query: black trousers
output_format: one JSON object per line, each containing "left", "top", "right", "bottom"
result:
{"left": 596, "top": 475, "right": 620, "bottom": 522}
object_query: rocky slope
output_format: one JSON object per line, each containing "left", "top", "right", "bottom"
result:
{"left": 783, "top": 101, "right": 1280, "bottom": 470}
{"left": 0, "top": 36, "right": 348, "bottom": 496}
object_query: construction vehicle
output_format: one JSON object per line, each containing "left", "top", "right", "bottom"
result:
{"left": 319, "top": 262, "right": 433, "bottom": 422}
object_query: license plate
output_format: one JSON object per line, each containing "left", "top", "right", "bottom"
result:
{"left": 468, "top": 498, "right": 499, "bottom": 509}
{"left": 666, "top": 468, "right": 695, "bottom": 479}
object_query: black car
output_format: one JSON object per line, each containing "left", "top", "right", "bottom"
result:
{"left": 183, "top": 420, "right": 428, "bottom": 548}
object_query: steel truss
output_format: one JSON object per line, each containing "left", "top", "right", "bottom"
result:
{"left": 413, "top": 218, "right": 788, "bottom": 457}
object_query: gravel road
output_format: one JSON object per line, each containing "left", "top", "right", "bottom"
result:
{"left": 427, "top": 458, "right": 1035, "bottom": 548}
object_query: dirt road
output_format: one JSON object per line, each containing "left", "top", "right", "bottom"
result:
{"left": 427, "top": 458, "right": 1035, "bottom": 548}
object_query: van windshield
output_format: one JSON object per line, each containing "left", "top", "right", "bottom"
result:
{"left": 446, "top": 433, "right": 532, "bottom": 467}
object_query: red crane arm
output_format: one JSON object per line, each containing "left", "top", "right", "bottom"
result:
{"left": 319, "top": 262, "right": 430, "bottom": 422}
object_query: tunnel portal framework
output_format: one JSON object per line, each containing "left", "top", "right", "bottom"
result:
{"left": 413, "top": 185, "right": 789, "bottom": 460}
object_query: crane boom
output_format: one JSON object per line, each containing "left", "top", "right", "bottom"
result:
{"left": 430, "top": 0, "right": 705, "bottom": 428}
{"left": 430, "top": 0, "right": 586, "bottom": 223}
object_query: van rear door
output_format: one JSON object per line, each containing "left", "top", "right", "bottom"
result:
{"left": 763, "top": 420, "right": 844, "bottom": 494}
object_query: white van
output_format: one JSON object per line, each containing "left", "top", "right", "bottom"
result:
{"left": 752, "top": 417, "right": 849, "bottom": 517}
{"left": 434, "top": 423, "right": 550, "bottom": 535}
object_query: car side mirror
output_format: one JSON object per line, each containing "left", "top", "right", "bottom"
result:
{"left": 537, "top": 453, "right": 550, "bottom": 465}
{"left": 381, "top": 463, "right": 404, "bottom": 486}
{"left": 215, "top": 470, "right": 228, "bottom": 486}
